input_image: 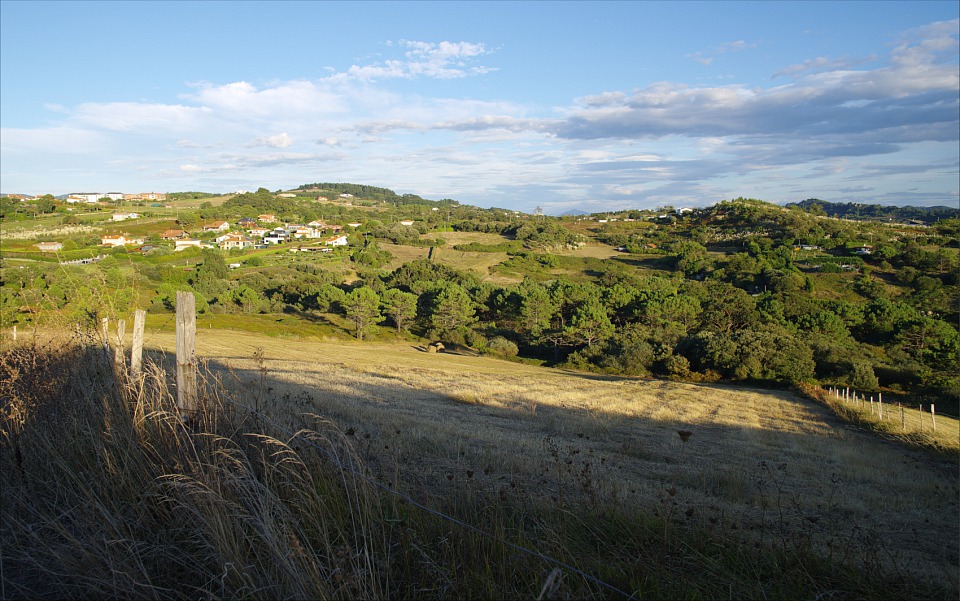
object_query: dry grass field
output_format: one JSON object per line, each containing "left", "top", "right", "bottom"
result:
{"left": 137, "top": 328, "right": 960, "bottom": 591}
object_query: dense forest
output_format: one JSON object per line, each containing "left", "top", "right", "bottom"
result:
{"left": 2, "top": 189, "right": 958, "bottom": 411}
{"left": 788, "top": 199, "right": 958, "bottom": 224}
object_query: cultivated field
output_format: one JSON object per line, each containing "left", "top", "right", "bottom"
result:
{"left": 139, "top": 328, "right": 960, "bottom": 591}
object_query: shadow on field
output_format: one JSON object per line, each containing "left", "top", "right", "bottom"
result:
{"left": 134, "top": 344, "right": 960, "bottom": 596}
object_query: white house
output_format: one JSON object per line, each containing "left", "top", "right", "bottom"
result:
{"left": 292, "top": 226, "right": 322, "bottom": 239}
{"left": 101, "top": 235, "right": 128, "bottom": 247}
{"left": 202, "top": 221, "right": 230, "bottom": 232}
{"left": 67, "top": 193, "right": 100, "bottom": 204}
{"left": 218, "top": 233, "right": 253, "bottom": 250}
{"left": 324, "top": 234, "right": 348, "bottom": 247}
{"left": 112, "top": 212, "right": 140, "bottom": 221}
{"left": 263, "top": 229, "right": 288, "bottom": 244}
{"left": 101, "top": 235, "right": 143, "bottom": 247}
{"left": 35, "top": 242, "right": 63, "bottom": 253}
{"left": 399, "top": 220, "right": 415, "bottom": 226}
{"left": 174, "top": 239, "right": 207, "bottom": 251}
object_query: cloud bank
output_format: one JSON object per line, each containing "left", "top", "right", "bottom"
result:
{"left": 2, "top": 22, "right": 957, "bottom": 212}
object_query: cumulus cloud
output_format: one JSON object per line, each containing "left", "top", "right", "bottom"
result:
{"left": 247, "top": 133, "right": 293, "bottom": 148}
{"left": 557, "top": 43, "right": 958, "bottom": 142}
{"left": 330, "top": 39, "right": 494, "bottom": 82}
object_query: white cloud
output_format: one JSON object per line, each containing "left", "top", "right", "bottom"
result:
{"left": 73, "top": 102, "right": 211, "bottom": 133}
{"left": 248, "top": 133, "right": 293, "bottom": 148}
{"left": 329, "top": 39, "right": 494, "bottom": 82}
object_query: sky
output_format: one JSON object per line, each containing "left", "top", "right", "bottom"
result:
{"left": 1, "top": 1, "right": 958, "bottom": 214}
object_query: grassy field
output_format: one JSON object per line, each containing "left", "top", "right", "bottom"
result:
{"left": 127, "top": 328, "right": 960, "bottom": 593}
{"left": 3, "top": 325, "right": 958, "bottom": 598}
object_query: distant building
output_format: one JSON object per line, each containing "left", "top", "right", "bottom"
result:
{"left": 112, "top": 212, "right": 140, "bottom": 221}
{"left": 101, "top": 235, "right": 128, "bottom": 247}
{"left": 217, "top": 233, "right": 254, "bottom": 250}
{"left": 35, "top": 242, "right": 63, "bottom": 253}
{"left": 324, "top": 234, "right": 348, "bottom": 247}
{"left": 174, "top": 239, "right": 206, "bottom": 251}
{"left": 202, "top": 221, "right": 230, "bottom": 232}
{"left": 67, "top": 193, "right": 101, "bottom": 204}
{"left": 160, "top": 229, "right": 187, "bottom": 240}
{"left": 101, "top": 235, "right": 143, "bottom": 247}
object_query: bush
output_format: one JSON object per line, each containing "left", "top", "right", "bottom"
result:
{"left": 849, "top": 360, "right": 880, "bottom": 391}
{"left": 486, "top": 336, "right": 519, "bottom": 357}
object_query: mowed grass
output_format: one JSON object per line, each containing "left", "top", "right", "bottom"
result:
{"left": 137, "top": 328, "right": 960, "bottom": 591}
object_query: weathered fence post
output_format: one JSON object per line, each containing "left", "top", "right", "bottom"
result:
{"left": 11, "top": 325, "right": 15, "bottom": 342}
{"left": 918, "top": 404, "right": 923, "bottom": 431}
{"left": 114, "top": 319, "right": 126, "bottom": 369}
{"left": 931, "top": 404, "right": 937, "bottom": 433}
{"left": 101, "top": 317, "right": 110, "bottom": 356}
{"left": 900, "top": 403, "right": 905, "bottom": 431}
{"left": 130, "top": 310, "right": 145, "bottom": 379}
{"left": 176, "top": 292, "right": 198, "bottom": 419}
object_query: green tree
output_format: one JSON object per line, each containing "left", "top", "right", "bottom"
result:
{"left": 36, "top": 194, "right": 57, "bottom": 214}
{"left": 381, "top": 288, "right": 418, "bottom": 333}
{"left": 342, "top": 286, "right": 381, "bottom": 340}
{"left": 519, "top": 283, "right": 557, "bottom": 337}
{"left": 671, "top": 240, "right": 710, "bottom": 276}
{"left": 430, "top": 283, "right": 477, "bottom": 338}
{"left": 565, "top": 297, "right": 614, "bottom": 348}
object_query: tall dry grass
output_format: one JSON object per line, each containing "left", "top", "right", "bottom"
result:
{"left": 0, "top": 331, "right": 385, "bottom": 599}
{"left": 2, "top": 328, "right": 957, "bottom": 599}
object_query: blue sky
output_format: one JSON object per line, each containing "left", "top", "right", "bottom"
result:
{"left": 1, "top": 1, "right": 957, "bottom": 214}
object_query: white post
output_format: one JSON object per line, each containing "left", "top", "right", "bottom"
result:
{"left": 931, "top": 404, "right": 937, "bottom": 433}
{"left": 114, "top": 319, "right": 126, "bottom": 369}
{"left": 130, "top": 310, "right": 145, "bottom": 379}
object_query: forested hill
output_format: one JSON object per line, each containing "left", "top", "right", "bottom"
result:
{"left": 787, "top": 199, "right": 959, "bottom": 224}
{"left": 294, "top": 182, "right": 458, "bottom": 207}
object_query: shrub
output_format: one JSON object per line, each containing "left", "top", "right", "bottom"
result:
{"left": 486, "top": 336, "right": 519, "bottom": 357}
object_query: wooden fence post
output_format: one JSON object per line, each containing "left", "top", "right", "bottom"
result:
{"left": 900, "top": 403, "right": 905, "bottom": 431}
{"left": 918, "top": 404, "right": 923, "bottom": 431}
{"left": 101, "top": 317, "right": 110, "bottom": 356}
{"left": 11, "top": 325, "right": 15, "bottom": 342}
{"left": 130, "top": 310, "right": 145, "bottom": 379}
{"left": 931, "top": 404, "right": 937, "bottom": 433}
{"left": 176, "top": 292, "right": 198, "bottom": 419}
{"left": 114, "top": 319, "right": 126, "bottom": 369}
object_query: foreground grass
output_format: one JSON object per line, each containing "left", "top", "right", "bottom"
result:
{"left": 1, "top": 330, "right": 957, "bottom": 599}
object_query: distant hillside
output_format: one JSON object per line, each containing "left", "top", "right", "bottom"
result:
{"left": 294, "top": 182, "right": 458, "bottom": 208}
{"left": 787, "top": 199, "right": 959, "bottom": 224}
